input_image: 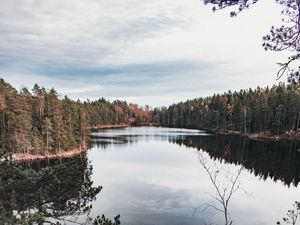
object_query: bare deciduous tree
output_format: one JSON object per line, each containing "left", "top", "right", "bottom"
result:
{"left": 195, "top": 152, "right": 243, "bottom": 225}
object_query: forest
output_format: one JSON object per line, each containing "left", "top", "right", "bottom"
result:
{"left": 1, "top": 78, "right": 300, "bottom": 158}
{"left": 0, "top": 78, "right": 151, "bottom": 157}
{"left": 158, "top": 83, "right": 300, "bottom": 137}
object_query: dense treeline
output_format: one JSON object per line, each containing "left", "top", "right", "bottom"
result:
{"left": 158, "top": 83, "right": 300, "bottom": 136}
{"left": 0, "top": 79, "right": 151, "bottom": 155}
{"left": 2, "top": 78, "right": 300, "bottom": 156}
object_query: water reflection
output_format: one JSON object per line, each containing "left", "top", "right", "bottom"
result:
{"left": 90, "top": 127, "right": 209, "bottom": 150}
{"left": 89, "top": 127, "right": 300, "bottom": 225}
{"left": 91, "top": 127, "right": 300, "bottom": 187}
{"left": 171, "top": 135, "right": 300, "bottom": 187}
{"left": 0, "top": 156, "right": 103, "bottom": 224}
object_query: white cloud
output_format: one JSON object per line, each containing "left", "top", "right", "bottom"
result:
{"left": 0, "top": 0, "right": 287, "bottom": 106}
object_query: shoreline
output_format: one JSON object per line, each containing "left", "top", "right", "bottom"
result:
{"left": 89, "top": 123, "right": 158, "bottom": 130}
{"left": 11, "top": 147, "right": 87, "bottom": 162}
{"left": 160, "top": 125, "right": 300, "bottom": 141}
{"left": 95, "top": 126, "right": 300, "bottom": 141}
{"left": 5, "top": 124, "right": 131, "bottom": 163}
{"left": 214, "top": 130, "right": 300, "bottom": 141}
{"left": 89, "top": 124, "right": 130, "bottom": 129}
{"left": 6, "top": 126, "right": 300, "bottom": 163}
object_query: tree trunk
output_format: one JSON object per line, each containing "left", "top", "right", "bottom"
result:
{"left": 297, "top": 109, "right": 300, "bottom": 132}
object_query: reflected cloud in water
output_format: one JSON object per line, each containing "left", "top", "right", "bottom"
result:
{"left": 89, "top": 127, "right": 300, "bottom": 225}
{"left": 90, "top": 127, "right": 210, "bottom": 149}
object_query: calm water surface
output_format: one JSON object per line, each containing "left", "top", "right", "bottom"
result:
{"left": 88, "top": 127, "right": 300, "bottom": 225}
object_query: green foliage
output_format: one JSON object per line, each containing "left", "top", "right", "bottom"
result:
{"left": 0, "top": 79, "right": 152, "bottom": 156}
{"left": 93, "top": 214, "right": 121, "bottom": 225}
{"left": 0, "top": 157, "right": 119, "bottom": 224}
{"left": 158, "top": 83, "right": 300, "bottom": 135}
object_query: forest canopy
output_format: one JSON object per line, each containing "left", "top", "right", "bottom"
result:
{"left": 0, "top": 78, "right": 152, "bottom": 157}
{"left": 1, "top": 79, "right": 300, "bottom": 159}
{"left": 158, "top": 83, "right": 300, "bottom": 136}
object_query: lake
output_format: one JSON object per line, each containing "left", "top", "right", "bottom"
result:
{"left": 1, "top": 127, "right": 300, "bottom": 225}
{"left": 87, "top": 127, "right": 300, "bottom": 225}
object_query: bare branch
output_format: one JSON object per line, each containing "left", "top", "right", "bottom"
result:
{"left": 197, "top": 152, "right": 244, "bottom": 225}
{"left": 202, "top": 0, "right": 300, "bottom": 82}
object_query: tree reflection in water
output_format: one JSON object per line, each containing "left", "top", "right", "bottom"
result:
{"left": 171, "top": 134, "right": 300, "bottom": 225}
{"left": 170, "top": 135, "right": 300, "bottom": 187}
{"left": 0, "top": 156, "right": 120, "bottom": 225}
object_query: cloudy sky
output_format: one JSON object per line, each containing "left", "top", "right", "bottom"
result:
{"left": 0, "top": 0, "right": 287, "bottom": 107}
